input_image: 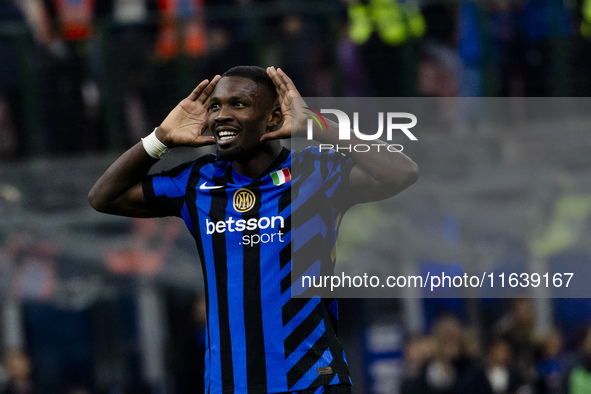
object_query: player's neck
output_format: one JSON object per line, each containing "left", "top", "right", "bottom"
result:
{"left": 232, "top": 143, "right": 283, "bottom": 179}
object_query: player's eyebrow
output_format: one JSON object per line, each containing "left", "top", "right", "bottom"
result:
{"left": 227, "top": 95, "right": 251, "bottom": 101}
{"left": 210, "top": 93, "right": 252, "bottom": 101}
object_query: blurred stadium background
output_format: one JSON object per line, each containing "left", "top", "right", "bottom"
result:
{"left": 1, "top": 0, "right": 591, "bottom": 393}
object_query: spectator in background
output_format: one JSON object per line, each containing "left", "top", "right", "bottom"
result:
{"left": 572, "top": 0, "right": 591, "bottom": 96}
{"left": 3, "top": 233, "right": 58, "bottom": 303}
{"left": 94, "top": 0, "right": 160, "bottom": 146}
{"left": 338, "top": 25, "right": 371, "bottom": 97}
{"left": 0, "top": 0, "right": 28, "bottom": 159}
{"left": 0, "top": 350, "right": 35, "bottom": 394}
{"left": 473, "top": 338, "right": 525, "bottom": 394}
{"left": 345, "top": 0, "right": 426, "bottom": 96}
{"left": 154, "top": 0, "right": 207, "bottom": 62}
{"left": 567, "top": 327, "right": 591, "bottom": 394}
{"left": 18, "top": 0, "right": 53, "bottom": 46}
{"left": 401, "top": 315, "right": 481, "bottom": 394}
{"left": 418, "top": 0, "right": 458, "bottom": 98}
{"left": 534, "top": 329, "right": 565, "bottom": 394}
{"left": 172, "top": 293, "right": 207, "bottom": 394}
{"left": 276, "top": 14, "right": 321, "bottom": 96}
{"left": 39, "top": 0, "right": 96, "bottom": 155}
{"left": 150, "top": 0, "right": 209, "bottom": 126}
{"left": 456, "top": 0, "right": 483, "bottom": 98}
{"left": 400, "top": 335, "right": 434, "bottom": 392}
{"left": 487, "top": 0, "right": 521, "bottom": 96}
{"left": 513, "top": 0, "right": 571, "bottom": 97}
{"left": 205, "top": 0, "right": 258, "bottom": 79}
{"left": 105, "top": 217, "right": 181, "bottom": 276}
{"left": 495, "top": 299, "right": 539, "bottom": 387}
{"left": 273, "top": 0, "right": 343, "bottom": 97}
{"left": 418, "top": 43, "right": 459, "bottom": 97}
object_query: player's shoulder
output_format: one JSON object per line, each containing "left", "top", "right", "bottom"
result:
{"left": 190, "top": 153, "right": 231, "bottom": 171}
{"left": 196, "top": 152, "right": 221, "bottom": 165}
{"left": 187, "top": 152, "right": 234, "bottom": 179}
{"left": 292, "top": 146, "right": 348, "bottom": 164}
{"left": 155, "top": 153, "right": 219, "bottom": 179}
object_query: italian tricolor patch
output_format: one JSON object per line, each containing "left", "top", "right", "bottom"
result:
{"left": 270, "top": 168, "right": 291, "bottom": 186}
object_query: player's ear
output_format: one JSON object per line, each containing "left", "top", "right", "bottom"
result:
{"left": 268, "top": 105, "right": 282, "bottom": 130}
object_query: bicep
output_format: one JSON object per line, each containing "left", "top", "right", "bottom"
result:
{"left": 348, "top": 164, "right": 408, "bottom": 203}
{"left": 96, "top": 182, "right": 160, "bottom": 218}
{"left": 121, "top": 182, "right": 160, "bottom": 217}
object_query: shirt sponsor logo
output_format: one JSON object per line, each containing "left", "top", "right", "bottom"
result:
{"left": 233, "top": 188, "right": 256, "bottom": 212}
{"left": 205, "top": 216, "right": 284, "bottom": 234}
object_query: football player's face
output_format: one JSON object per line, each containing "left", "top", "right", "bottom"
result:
{"left": 207, "top": 76, "right": 275, "bottom": 161}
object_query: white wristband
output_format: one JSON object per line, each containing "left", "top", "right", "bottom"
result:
{"left": 141, "top": 128, "right": 170, "bottom": 159}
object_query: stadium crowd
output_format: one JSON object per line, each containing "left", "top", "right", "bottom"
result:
{"left": 1, "top": 0, "right": 591, "bottom": 159}
{"left": 400, "top": 299, "right": 591, "bottom": 394}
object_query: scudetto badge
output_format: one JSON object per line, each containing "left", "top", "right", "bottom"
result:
{"left": 233, "top": 188, "right": 256, "bottom": 212}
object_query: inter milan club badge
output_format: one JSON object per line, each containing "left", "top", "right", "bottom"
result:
{"left": 233, "top": 188, "right": 256, "bottom": 212}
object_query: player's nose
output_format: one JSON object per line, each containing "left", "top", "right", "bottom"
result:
{"left": 215, "top": 106, "right": 234, "bottom": 122}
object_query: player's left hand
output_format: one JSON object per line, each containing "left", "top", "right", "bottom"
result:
{"left": 261, "top": 66, "right": 307, "bottom": 141}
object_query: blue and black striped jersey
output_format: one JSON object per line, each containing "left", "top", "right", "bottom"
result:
{"left": 143, "top": 147, "right": 356, "bottom": 393}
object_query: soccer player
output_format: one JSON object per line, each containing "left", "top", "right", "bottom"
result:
{"left": 88, "top": 66, "right": 419, "bottom": 394}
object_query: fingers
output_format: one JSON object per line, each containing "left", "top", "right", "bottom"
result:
{"left": 194, "top": 136, "right": 216, "bottom": 146}
{"left": 187, "top": 75, "right": 221, "bottom": 103}
{"left": 274, "top": 67, "right": 297, "bottom": 93}
{"left": 198, "top": 75, "right": 221, "bottom": 102}
{"left": 266, "top": 66, "right": 278, "bottom": 81}
{"left": 268, "top": 66, "right": 301, "bottom": 105}
{"left": 187, "top": 79, "right": 210, "bottom": 101}
{"left": 277, "top": 68, "right": 296, "bottom": 91}
{"left": 267, "top": 66, "right": 288, "bottom": 95}
{"left": 259, "top": 130, "right": 283, "bottom": 142}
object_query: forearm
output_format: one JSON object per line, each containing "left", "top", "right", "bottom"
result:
{"left": 89, "top": 77, "right": 218, "bottom": 216}
{"left": 88, "top": 142, "right": 158, "bottom": 216}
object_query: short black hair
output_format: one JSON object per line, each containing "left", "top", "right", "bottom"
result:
{"left": 221, "top": 65, "right": 277, "bottom": 102}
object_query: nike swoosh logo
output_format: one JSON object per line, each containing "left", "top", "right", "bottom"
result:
{"left": 199, "top": 182, "right": 224, "bottom": 190}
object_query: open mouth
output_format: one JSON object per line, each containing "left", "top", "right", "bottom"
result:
{"left": 217, "top": 129, "right": 239, "bottom": 142}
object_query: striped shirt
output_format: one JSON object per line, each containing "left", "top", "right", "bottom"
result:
{"left": 143, "top": 147, "right": 355, "bottom": 393}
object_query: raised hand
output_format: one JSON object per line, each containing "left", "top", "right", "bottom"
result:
{"left": 157, "top": 75, "right": 221, "bottom": 148}
{"left": 262, "top": 67, "right": 307, "bottom": 141}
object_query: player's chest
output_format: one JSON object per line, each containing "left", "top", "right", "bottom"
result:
{"left": 193, "top": 183, "right": 291, "bottom": 220}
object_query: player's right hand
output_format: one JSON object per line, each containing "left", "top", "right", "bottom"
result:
{"left": 156, "top": 76, "right": 221, "bottom": 148}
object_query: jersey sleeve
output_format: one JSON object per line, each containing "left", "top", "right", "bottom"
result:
{"left": 301, "top": 147, "right": 357, "bottom": 212}
{"left": 142, "top": 160, "right": 196, "bottom": 217}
